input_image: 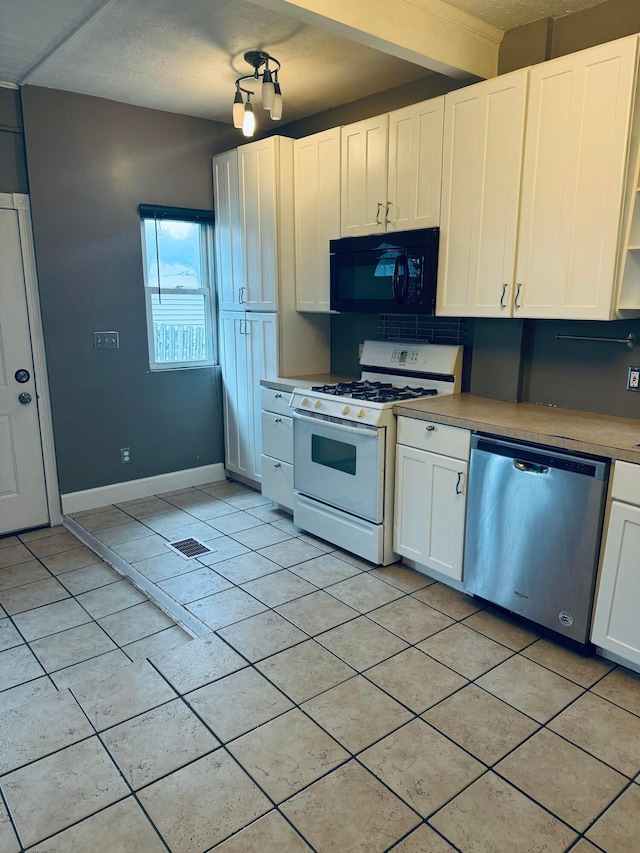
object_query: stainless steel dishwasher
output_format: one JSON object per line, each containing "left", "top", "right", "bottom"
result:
{"left": 464, "top": 435, "right": 609, "bottom": 645}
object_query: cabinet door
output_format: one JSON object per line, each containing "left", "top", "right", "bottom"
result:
{"left": 516, "top": 37, "right": 639, "bottom": 319}
{"left": 591, "top": 500, "right": 640, "bottom": 667}
{"left": 244, "top": 313, "right": 278, "bottom": 482}
{"left": 437, "top": 71, "right": 528, "bottom": 317}
{"left": 213, "top": 150, "right": 244, "bottom": 311}
{"left": 218, "top": 312, "right": 251, "bottom": 478}
{"left": 341, "top": 116, "right": 388, "bottom": 237}
{"left": 387, "top": 97, "right": 444, "bottom": 233}
{"left": 238, "top": 138, "right": 279, "bottom": 311}
{"left": 394, "top": 445, "right": 467, "bottom": 581}
{"left": 294, "top": 129, "right": 341, "bottom": 311}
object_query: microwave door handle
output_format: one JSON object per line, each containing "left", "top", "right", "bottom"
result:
{"left": 395, "top": 254, "right": 408, "bottom": 303}
{"left": 392, "top": 255, "right": 400, "bottom": 301}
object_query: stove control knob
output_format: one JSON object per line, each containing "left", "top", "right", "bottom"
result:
{"left": 358, "top": 408, "right": 366, "bottom": 418}
{"left": 301, "top": 397, "right": 310, "bottom": 406}
{"left": 314, "top": 400, "right": 322, "bottom": 409}
{"left": 342, "top": 405, "right": 351, "bottom": 415}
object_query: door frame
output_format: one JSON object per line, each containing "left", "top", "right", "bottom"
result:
{"left": 1, "top": 192, "right": 62, "bottom": 527}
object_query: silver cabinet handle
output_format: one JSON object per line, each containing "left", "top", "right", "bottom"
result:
{"left": 274, "top": 417, "right": 282, "bottom": 423}
{"left": 376, "top": 202, "right": 383, "bottom": 226}
{"left": 275, "top": 393, "right": 282, "bottom": 399}
{"left": 500, "top": 283, "right": 508, "bottom": 309}
{"left": 425, "top": 425, "right": 435, "bottom": 432}
{"left": 385, "top": 201, "right": 392, "bottom": 225}
{"left": 239, "top": 286, "right": 246, "bottom": 304}
{"left": 274, "top": 462, "right": 281, "bottom": 468}
{"left": 456, "top": 471, "right": 464, "bottom": 495}
{"left": 515, "top": 283, "right": 522, "bottom": 309}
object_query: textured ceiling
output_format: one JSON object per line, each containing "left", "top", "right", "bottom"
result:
{"left": 440, "top": 0, "right": 607, "bottom": 30}
{"left": 0, "top": 0, "right": 613, "bottom": 124}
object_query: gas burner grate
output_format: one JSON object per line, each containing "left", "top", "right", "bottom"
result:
{"left": 167, "top": 537, "right": 214, "bottom": 559}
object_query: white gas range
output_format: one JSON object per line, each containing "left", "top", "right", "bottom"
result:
{"left": 290, "top": 340, "right": 463, "bottom": 565}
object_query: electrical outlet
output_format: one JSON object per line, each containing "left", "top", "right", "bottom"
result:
{"left": 94, "top": 331, "right": 119, "bottom": 349}
{"left": 627, "top": 366, "right": 640, "bottom": 391}
{"left": 120, "top": 447, "right": 131, "bottom": 464}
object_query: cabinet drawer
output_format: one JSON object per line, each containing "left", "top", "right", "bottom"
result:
{"left": 611, "top": 460, "right": 640, "bottom": 506}
{"left": 261, "top": 411, "right": 293, "bottom": 463}
{"left": 397, "top": 417, "right": 471, "bottom": 460}
{"left": 261, "top": 455, "right": 293, "bottom": 510}
{"left": 261, "top": 387, "right": 293, "bottom": 417}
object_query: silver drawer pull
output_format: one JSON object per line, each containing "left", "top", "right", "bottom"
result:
{"left": 425, "top": 425, "right": 435, "bottom": 432}
{"left": 274, "top": 462, "right": 281, "bottom": 468}
{"left": 456, "top": 471, "right": 464, "bottom": 495}
{"left": 274, "top": 417, "right": 282, "bottom": 423}
{"left": 275, "top": 393, "right": 282, "bottom": 398}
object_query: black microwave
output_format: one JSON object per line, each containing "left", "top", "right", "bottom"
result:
{"left": 330, "top": 228, "right": 439, "bottom": 314}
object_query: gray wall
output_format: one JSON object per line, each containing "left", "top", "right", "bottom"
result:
{"left": 21, "top": 86, "right": 238, "bottom": 494}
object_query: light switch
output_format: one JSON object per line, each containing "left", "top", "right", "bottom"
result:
{"left": 94, "top": 331, "right": 119, "bottom": 349}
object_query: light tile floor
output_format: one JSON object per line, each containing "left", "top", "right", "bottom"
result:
{"left": 0, "top": 479, "right": 639, "bottom": 851}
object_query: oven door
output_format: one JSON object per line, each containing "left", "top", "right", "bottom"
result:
{"left": 293, "top": 412, "right": 385, "bottom": 523}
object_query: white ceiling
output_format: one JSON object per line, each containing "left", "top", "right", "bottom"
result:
{"left": 0, "top": 0, "right": 608, "bottom": 125}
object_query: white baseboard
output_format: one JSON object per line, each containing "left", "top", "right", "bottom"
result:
{"left": 61, "top": 463, "right": 226, "bottom": 515}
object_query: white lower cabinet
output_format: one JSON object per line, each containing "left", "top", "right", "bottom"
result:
{"left": 592, "top": 461, "right": 640, "bottom": 667}
{"left": 393, "top": 418, "right": 470, "bottom": 581}
{"left": 219, "top": 311, "right": 278, "bottom": 484}
{"left": 260, "top": 387, "right": 294, "bottom": 510}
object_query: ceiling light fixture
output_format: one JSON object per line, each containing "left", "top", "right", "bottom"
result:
{"left": 233, "top": 50, "right": 282, "bottom": 137}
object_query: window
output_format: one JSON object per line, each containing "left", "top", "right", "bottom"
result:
{"left": 140, "top": 204, "right": 215, "bottom": 370}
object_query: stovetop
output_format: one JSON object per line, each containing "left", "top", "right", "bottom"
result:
{"left": 310, "top": 380, "right": 438, "bottom": 404}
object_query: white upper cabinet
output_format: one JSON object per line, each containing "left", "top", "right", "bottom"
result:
{"left": 341, "top": 115, "right": 389, "bottom": 237}
{"left": 340, "top": 98, "right": 444, "bottom": 237}
{"left": 437, "top": 71, "right": 528, "bottom": 317}
{"left": 237, "top": 137, "right": 281, "bottom": 311}
{"left": 294, "top": 128, "right": 341, "bottom": 312}
{"left": 515, "top": 36, "right": 639, "bottom": 320}
{"left": 387, "top": 97, "right": 444, "bottom": 233}
{"left": 213, "top": 149, "right": 244, "bottom": 311}
{"left": 213, "top": 136, "right": 295, "bottom": 312}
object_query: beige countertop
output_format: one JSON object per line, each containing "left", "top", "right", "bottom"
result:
{"left": 393, "top": 394, "right": 640, "bottom": 464}
{"left": 261, "top": 374, "right": 356, "bottom": 393}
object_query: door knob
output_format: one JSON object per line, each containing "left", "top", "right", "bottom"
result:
{"left": 15, "top": 368, "right": 31, "bottom": 383}
{"left": 18, "top": 392, "right": 32, "bottom": 405}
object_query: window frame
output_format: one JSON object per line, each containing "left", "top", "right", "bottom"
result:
{"left": 140, "top": 208, "right": 217, "bottom": 372}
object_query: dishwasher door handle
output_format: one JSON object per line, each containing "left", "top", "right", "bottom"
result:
{"left": 514, "top": 459, "right": 549, "bottom": 474}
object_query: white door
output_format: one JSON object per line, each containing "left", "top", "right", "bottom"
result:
{"left": 437, "top": 70, "right": 528, "bottom": 317}
{"left": 341, "top": 116, "right": 388, "bottom": 237}
{"left": 294, "top": 128, "right": 341, "bottom": 312}
{"left": 245, "top": 313, "right": 278, "bottom": 482}
{"left": 219, "top": 311, "right": 251, "bottom": 479}
{"left": 394, "top": 444, "right": 467, "bottom": 581}
{"left": 516, "top": 36, "right": 639, "bottom": 319}
{"left": 387, "top": 97, "right": 444, "bottom": 233}
{"left": 591, "top": 500, "right": 640, "bottom": 667}
{"left": 0, "top": 207, "right": 49, "bottom": 534}
{"left": 237, "top": 138, "right": 279, "bottom": 311}
{"left": 213, "top": 150, "right": 244, "bottom": 311}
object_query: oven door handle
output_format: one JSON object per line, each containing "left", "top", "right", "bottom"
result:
{"left": 293, "top": 411, "right": 379, "bottom": 436}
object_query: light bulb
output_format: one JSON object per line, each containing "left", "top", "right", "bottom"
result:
{"left": 270, "top": 81, "right": 282, "bottom": 121}
{"left": 242, "top": 100, "right": 255, "bottom": 137}
{"left": 262, "top": 68, "right": 275, "bottom": 111}
{"left": 232, "top": 89, "right": 244, "bottom": 129}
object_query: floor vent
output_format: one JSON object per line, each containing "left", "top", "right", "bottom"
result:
{"left": 167, "top": 537, "right": 214, "bottom": 559}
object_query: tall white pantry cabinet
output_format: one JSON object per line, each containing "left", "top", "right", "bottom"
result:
{"left": 213, "top": 136, "right": 329, "bottom": 485}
